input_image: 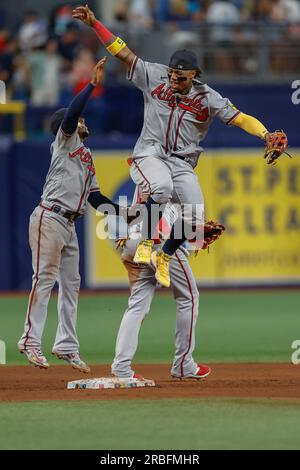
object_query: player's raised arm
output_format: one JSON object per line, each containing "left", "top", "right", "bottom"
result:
{"left": 61, "top": 57, "right": 107, "bottom": 136}
{"left": 72, "top": 4, "right": 136, "bottom": 69}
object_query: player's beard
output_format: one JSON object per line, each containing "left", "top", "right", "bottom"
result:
{"left": 79, "top": 128, "right": 89, "bottom": 140}
{"left": 170, "top": 81, "right": 191, "bottom": 96}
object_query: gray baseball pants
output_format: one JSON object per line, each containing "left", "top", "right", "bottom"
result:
{"left": 111, "top": 243, "right": 199, "bottom": 378}
{"left": 18, "top": 205, "right": 81, "bottom": 354}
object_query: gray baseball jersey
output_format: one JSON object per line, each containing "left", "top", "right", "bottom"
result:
{"left": 128, "top": 57, "right": 240, "bottom": 163}
{"left": 41, "top": 126, "right": 100, "bottom": 213}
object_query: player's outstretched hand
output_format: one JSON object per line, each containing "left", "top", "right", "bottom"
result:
{"left": 90, "top": 57, "right": 107, "bottom": 86}
{"left": 72, "top": 4, "right": 96, "bottom": 27}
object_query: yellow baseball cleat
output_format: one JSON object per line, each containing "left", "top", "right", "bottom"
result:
{"left": 133, "top": 240, "right": 154, "bottom": 265}
{"left": 154, "top": 251, "right": 172, "bottom": 288}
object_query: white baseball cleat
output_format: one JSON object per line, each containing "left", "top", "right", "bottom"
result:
{"left": 112, "top": 371, "right": 145, "bottom": 380}
{"left": 52, "top": 351, "right": 91, "bottom": 373}
{"left": 20, "top": 348, "right": 49, "bottom": 369}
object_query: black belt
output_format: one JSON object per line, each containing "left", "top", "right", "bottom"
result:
{"left": 40, "top": 203, "right": 81, "bottom": 222}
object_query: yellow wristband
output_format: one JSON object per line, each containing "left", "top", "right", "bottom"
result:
{"left": 106, "top": 37, "right": 126, "bottom": 56}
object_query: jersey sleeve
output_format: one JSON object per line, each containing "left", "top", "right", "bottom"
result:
{"left": 89, "top": 172, "right": 100, "bottom": 194}
{"left": 54, "top": 125, "right": 80, "bottom": 151}
{"left": 127, "top": 57, "right": 160, "bottom": 91}
{"left": 209, "top": 90, "right": 241, "bottom": 126}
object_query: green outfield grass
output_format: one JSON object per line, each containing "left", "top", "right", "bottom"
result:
{"left": 0, "top": 290, "right": 299, "bottom": 364}
{"left": 0, "top": 399, "right": 300, "bottom": 450}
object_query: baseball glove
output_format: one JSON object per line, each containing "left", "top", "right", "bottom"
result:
{"left": 264, "top": 130, "right": 290, "bottom": 165}
{"left": 202, "top": 220, "right": 225, "bottom": 251}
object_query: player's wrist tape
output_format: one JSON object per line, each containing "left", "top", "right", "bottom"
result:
{"left": 106, "top": 37, "right": 126, "bottom": 56}
{"left": 93, "top": 20, "right": 114, "bottom": 44}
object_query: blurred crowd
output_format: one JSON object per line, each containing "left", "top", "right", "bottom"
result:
{"left": 0, "top": 0, "right": 300, "bottom": 108}
{"left": 116, "top": 0, "right": 300, "bottom": 28}
{"left": 0, "top": 4, "right": 104, "bottom": 106}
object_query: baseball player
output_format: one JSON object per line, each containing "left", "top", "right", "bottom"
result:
{"left": 111, "top": 185, "right": 223, "bottom": 379}
{"left": 73, "top": 5, "right": 288, "bottom": 289}
{"left": 18, "top": 57, "right": 134, "bottom": 372}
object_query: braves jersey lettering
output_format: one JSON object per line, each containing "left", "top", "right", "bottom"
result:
{"left": 151, "top": 84, "right": 174, "bottom": 104}
{"left": 69, "top": 146, "right": 95, "bottom": 174}
{"left": 128, "top": 58, "right": 240, "bottom": 160}
{"left": 151, "top": 83, "right": 209, "bottom": 122}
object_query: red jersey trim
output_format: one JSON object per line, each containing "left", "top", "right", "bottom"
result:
{"left": 129, "top": 56, "right": 138, "bottom": 81}
{"left": 226, "top": 110, "right": 241, "bottom": 126}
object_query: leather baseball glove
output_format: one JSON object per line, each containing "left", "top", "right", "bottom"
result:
{"left": 264, "top": 130, "right": 290, "bottom": 165}
{"left": 202, "top": 220, "right": 225, "bottom": 251}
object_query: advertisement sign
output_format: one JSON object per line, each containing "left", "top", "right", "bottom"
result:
{"left": 86, "top": 150, "right": 300, "bottom": 286}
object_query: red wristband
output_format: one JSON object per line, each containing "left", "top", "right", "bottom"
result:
{"left": 93, "top": 20, "right": 113, "bottom": 45}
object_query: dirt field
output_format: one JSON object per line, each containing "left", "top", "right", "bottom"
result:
{"left": 0, "top": 363, "right": 299, "bottom": 401}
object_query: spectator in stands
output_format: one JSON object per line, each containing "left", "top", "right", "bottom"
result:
{"left": 268, "top": 0, "right": 300, "bottom": 73}
{"left": 168, "top": 0, "right": 202, "bottom": 21}
{"left": 49, "top": 4, "right": 74, "bottom": 36}
{"left": 0, "top": 32, "right": 15, "bottom": 86}
{"left": 18, "top": 10, "right": 47, "bottom": 51}
{"left": 242, "top": 0, "right": 273, "bottom": 20}
{"left": 10, "top": 48, "right": 30, "bottom": 100}
{"left": 58, "top": 22, "right": 80, "bottom": 69}
{"left": 0, "top": 29, "right": 9, "bottom": 53}
{"left": 112, "top": 0, "right": 155, "bottom": 32}
{"left": 69, "top": 48, "right": 103, "bottom": 98}
{"left": 113, "top": 0, "right": 128, "bottom": 26}
{"left": 270, "top": 0, "right": 300, "bottom": 22}
{"left": 128, "top": 0, "right": 155, "bottom": 31}
{"left": 205, "top": 0, "right": 241, "bottom": 73}
{"left": 28, "top": 39, "right": 61, "bottom": 106}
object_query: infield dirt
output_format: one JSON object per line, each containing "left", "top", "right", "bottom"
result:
{"left": 0, "top": 363, "right": 299, "bottom": 401}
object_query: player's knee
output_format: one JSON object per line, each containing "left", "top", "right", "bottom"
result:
{"left": 67, "top": 274, "right": 81, "bottom": 292}
{"left": 38, "top": 270, "right": 59, "bottom": 289}
{"left": 73, "top": 274, "right": 81, "bottom": 290}
{"left": 182, "top": 286, "right": 199, "bottom": 306}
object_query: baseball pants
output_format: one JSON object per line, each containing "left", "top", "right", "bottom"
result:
{"left": 111, "top": 244, "right": 199, "bottom": 378}
{"left": 18, "top": 205, "right": 81, "bottom": 354}
{"left": 130, "top": 155, "right": 204, "bottom": 223}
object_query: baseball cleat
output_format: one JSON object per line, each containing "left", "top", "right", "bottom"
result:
{"left": 52, "top": 351, "right": 91, "bottom": 373}
{"left": 153, "top": 250, "right": 171, "bottom": 288}
{"left": 133, "top": 240, "right": 154, "bottom": 265}
{"left": 132, "top": 373, "right": 145, "bottom": 380}
{"left": 20, "top": 348, "right": 49, "bottom": 369}
{"left": 111, "top": 371, "right": 145, "bottom": 380}
{"left": 172, "top": 364, "right": 211, "bottom": 380}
